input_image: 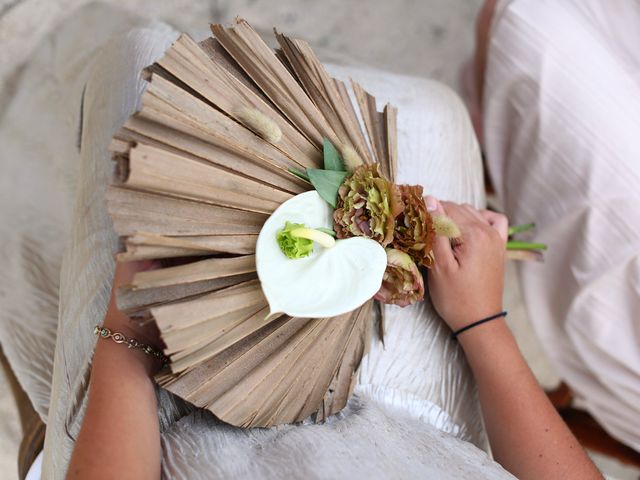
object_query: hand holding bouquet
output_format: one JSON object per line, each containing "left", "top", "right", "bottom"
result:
{"left": 261, "top": 139, "right": 546, "bottom": 317}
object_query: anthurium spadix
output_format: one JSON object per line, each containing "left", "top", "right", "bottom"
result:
{"left": 256, "top": 191, "right": 387, "bottom": 318}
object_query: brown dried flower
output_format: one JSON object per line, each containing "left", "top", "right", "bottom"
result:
{"left": 374, "top": 248, "right": 425, "bottom": 307}
{"left": 333, "top": 164, "right": 403, "bottom": 246}
{"left": 392, "top": 184, "right": 435, "bottom": 267}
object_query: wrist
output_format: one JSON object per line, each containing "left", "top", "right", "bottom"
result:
{"left": 93, "top": 326, "right": 166, "bottom": 377}
{"left": 457, "top": 314, "right": 510, "bottom": 340}
{"left": 451, "top": 310, "right": 507, "bottom": 339}
{"left": 445, "top": 303, "right": 504, "bottom": 332}
{"left": 93, "top": 337, "right": 160, "bottom": 378}
{"left": 102, "top": 314, "right": 164, "bottom": 351}
{"left": 457, "top": 318, "right": 518, "bottom": 363}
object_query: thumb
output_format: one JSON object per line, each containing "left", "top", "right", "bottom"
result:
{"left": 425, "top": 196, "right": 457, "bottom": 270}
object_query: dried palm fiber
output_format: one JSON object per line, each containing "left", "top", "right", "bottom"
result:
{"left": 107, "top": 18, "right": 398, "bottom": 428}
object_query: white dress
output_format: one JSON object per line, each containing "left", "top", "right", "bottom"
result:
{"left": 0, "top": 4, "right": 514, "bottom": 479}
{"left": 484, "top": 0, "right": 640, "bottom": 452}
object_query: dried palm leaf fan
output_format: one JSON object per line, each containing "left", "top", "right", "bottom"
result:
{"left": 107, "top": 18, "right": 398, "bottom": 427}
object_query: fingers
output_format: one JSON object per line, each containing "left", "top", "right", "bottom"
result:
{"left": 441, "top": 201, "right": 478, "bottom": 225}
{"left": 112, "top": 259, "right": 161, "bottom": 291}
{"left": 480, "top": 209, "right": 509, "bottom": 243}
{"left": 442, "top": 202, "right": 508, "bottom": 239}
{"left": 428, "top": 199, "right": 509, "bottom": 266}
{"left": 425, "top": 196, "right": 458, "bottom": 271}
{"left": 462, "top": 204, "right": 486, "bottom": 222}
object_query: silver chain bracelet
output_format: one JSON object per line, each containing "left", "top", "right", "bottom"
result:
{"left": 94, "top": 325, "right": 169, "bottom": 366}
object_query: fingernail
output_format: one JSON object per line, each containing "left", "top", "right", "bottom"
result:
{"left": 425, "top": 195, "right": 438, "bottom": 212}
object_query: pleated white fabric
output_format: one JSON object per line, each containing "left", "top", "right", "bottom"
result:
{"left": 484, "top": 0, "right": 640, "bottom": 452}
{"left": 1, "top": 4, "right": 515, "bottom": 479}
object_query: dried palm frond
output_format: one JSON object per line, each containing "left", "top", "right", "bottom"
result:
{"left": 108, "top": 18, "right": 397, "bottom": 427}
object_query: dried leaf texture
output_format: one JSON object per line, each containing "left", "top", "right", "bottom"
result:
{"left": 107, "top": 17, "right": 398, "bottom": 428}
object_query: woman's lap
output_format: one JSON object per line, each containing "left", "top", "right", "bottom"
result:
{"left": 1, "top": 6, "right": 487, "bottom": 477}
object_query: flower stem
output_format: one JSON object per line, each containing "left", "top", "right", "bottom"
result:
{"left": 508, "top": 222, "right": 536, "bottom": 236}
{"left": 507, "top": 249, "right": 544, "bottom": 262}
{"left": 506, "top": 240, "right": 547, "bottom": 251}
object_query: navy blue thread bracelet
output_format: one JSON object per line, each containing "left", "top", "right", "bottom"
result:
{"left": 451, "top": 311, "right": 507, "bottom": 339}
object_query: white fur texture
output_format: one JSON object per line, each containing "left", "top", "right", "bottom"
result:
{"left": 160, "top": 397, "right": 513, "bottom": 479}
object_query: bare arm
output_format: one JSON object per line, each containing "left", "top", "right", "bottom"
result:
{"left": 426, "top": 197, "right": 602, "bottom": 480}
{"left": 67, "top": 261, "right": 163, "bottom": 480}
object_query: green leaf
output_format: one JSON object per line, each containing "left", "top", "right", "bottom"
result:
{"left": 307, "top": 169, "right": 348, "bottom": 208}
{"left": 323, "top": 138, "right": 345, "bottom": 171}
{"left": 316, "top": 227, "right": 337, "bottom": 237}
{"left": 288, "top": 167, "right": 311, "bottom": 183}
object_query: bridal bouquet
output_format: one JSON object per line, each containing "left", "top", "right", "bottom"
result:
{"left": 107, "top": 18, "right": 544, "bottom": 429}
{"left": 257, "top": 137, "right": 459, "bottom": 320}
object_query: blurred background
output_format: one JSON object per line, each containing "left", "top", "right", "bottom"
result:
{"left": 0, "top": 1, "right": 638, "bottom": 479}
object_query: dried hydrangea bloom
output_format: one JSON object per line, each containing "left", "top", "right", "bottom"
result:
{"left": 392, "top": 184, "right": 435, "bottom": 267}
{"left": 333, "top": 164, "right": 402, "bottom": 246}
{"left": 374, "top": 248, "right": 425, "bottom": 307}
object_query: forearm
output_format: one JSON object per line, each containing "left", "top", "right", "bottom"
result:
{"left": 459, "top": 320, "right": 602, "bottom": 480}
{"left": 66, "top": 338, "right": 161, "bottom": 480}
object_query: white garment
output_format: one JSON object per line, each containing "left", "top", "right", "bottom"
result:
{"left": 484, "top": 0, "right": 640, "bottom": 451}
{"left": 1, "top": 4, "right": 514, "bottom": 479}
{"left": 25, "top": 451, "right": 43, "bottom": 480}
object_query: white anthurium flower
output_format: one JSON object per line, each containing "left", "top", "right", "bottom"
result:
{"left": 256, "top": 191, "right": 387, "bottom": 318}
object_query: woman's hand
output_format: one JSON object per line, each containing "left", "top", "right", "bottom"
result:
{"left": 426, "top": 196, "right": 508, "bottom": 331}
{"left": 103, "top": 260, "right": 163, "bottom": 351}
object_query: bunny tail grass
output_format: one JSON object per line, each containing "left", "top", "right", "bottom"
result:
{"left": 235, "top": 107, "right": 282, "bottom": 143}
{"left": 433, "top": 215, "right": 462, "bottom": 239}
{"left": 341, "top": 145, "right": 364, "bottom": 172}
